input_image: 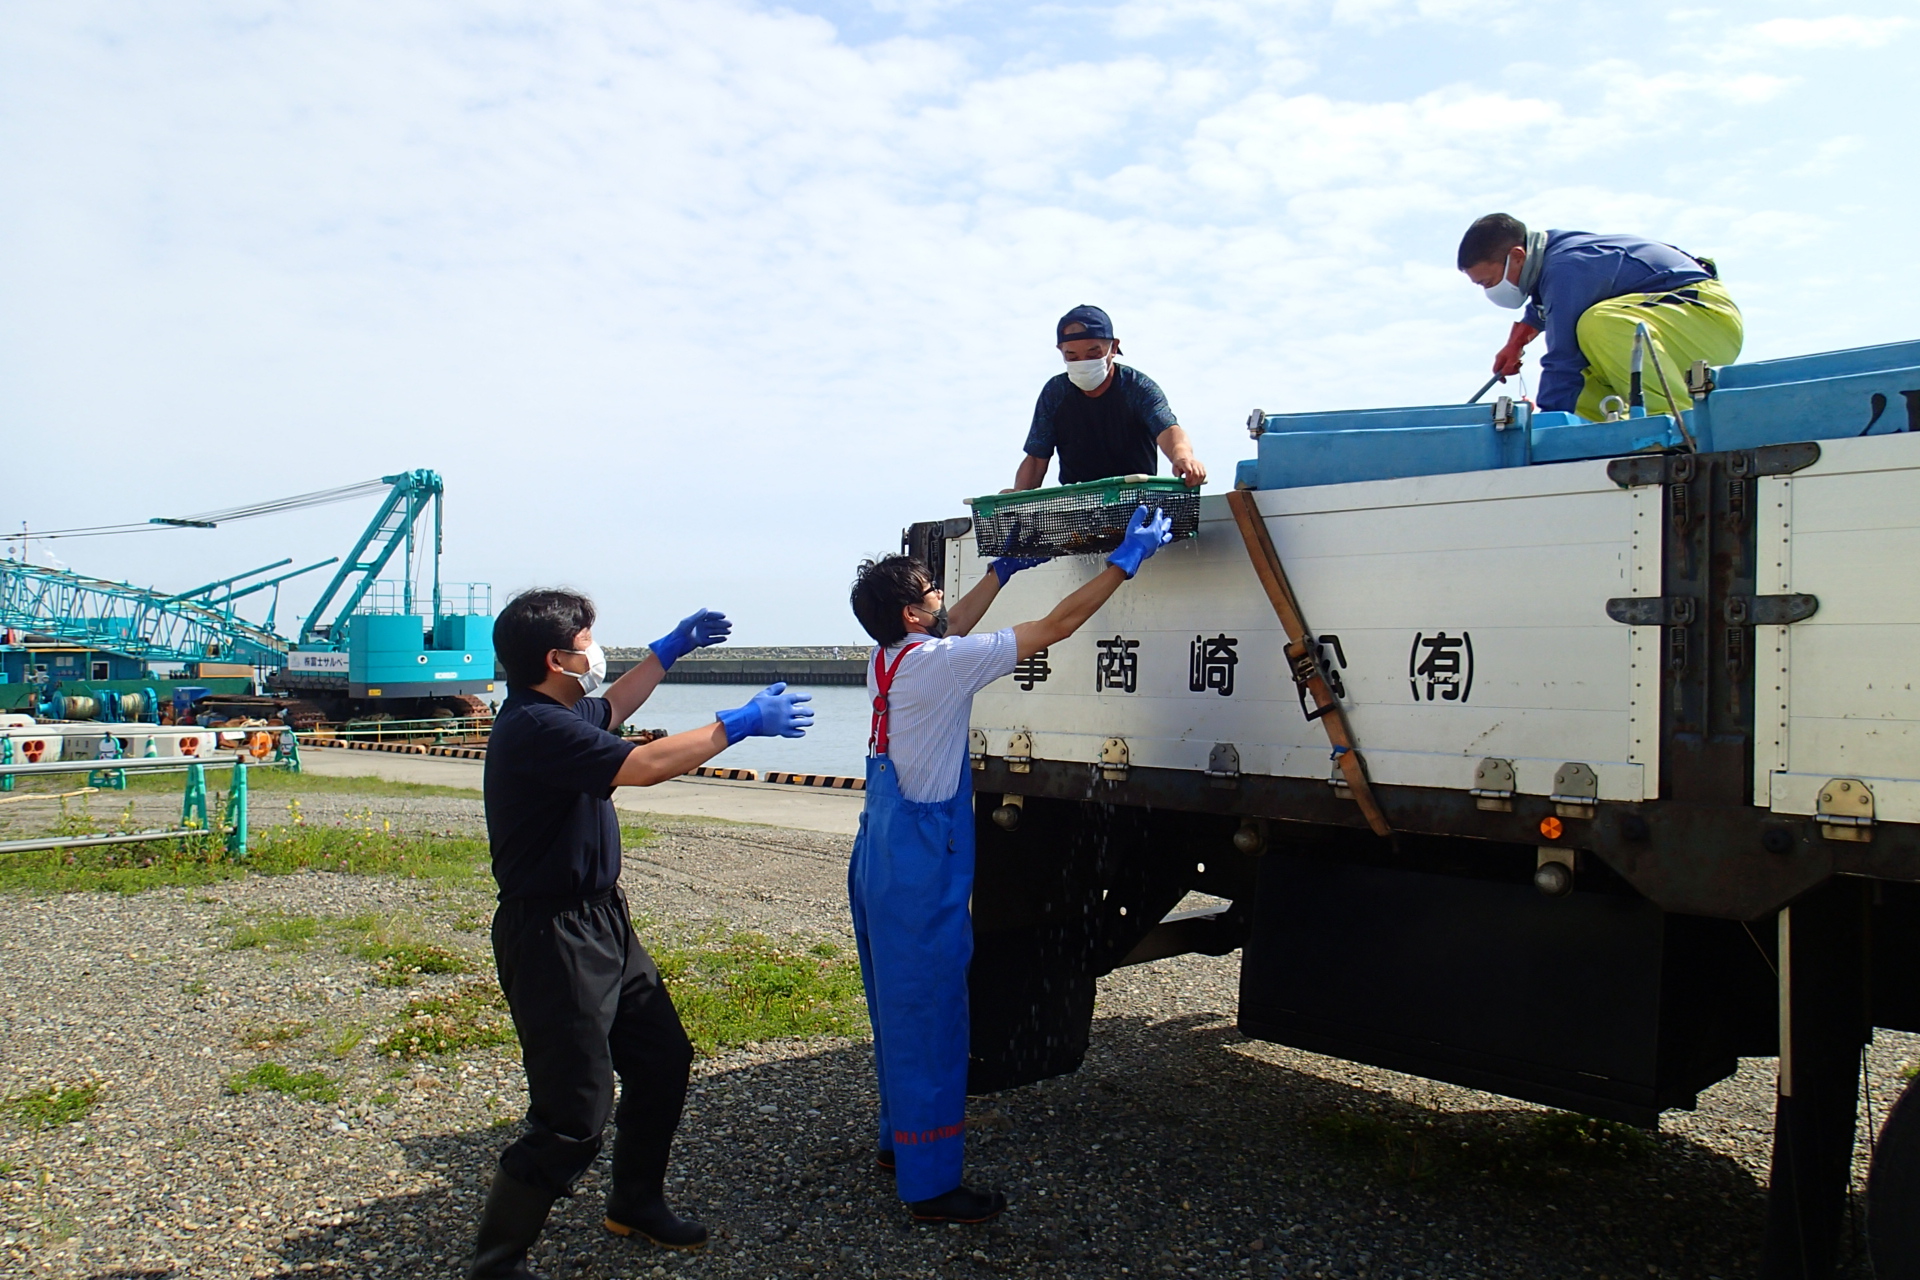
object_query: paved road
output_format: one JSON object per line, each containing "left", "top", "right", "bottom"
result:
{"left": 296, "top": 746, "right": 865, "bottom": 835}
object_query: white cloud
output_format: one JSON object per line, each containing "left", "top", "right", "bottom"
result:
{"left": 0, "top": 0, "right": 1912, "bottom": 645}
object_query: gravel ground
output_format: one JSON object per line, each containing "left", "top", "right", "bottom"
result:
{"left": 0, "top": 785, "right": 1915, "bottom": 1280}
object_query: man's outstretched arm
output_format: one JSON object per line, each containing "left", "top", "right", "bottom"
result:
{"left": 610, "top": 683, "right": 812, "bottom": 788}
{"left": 604, "top": 608, "right": 734, "bottom": 724}
{"left": 1010, "top": 506, "right": 1172, "bottom": 660}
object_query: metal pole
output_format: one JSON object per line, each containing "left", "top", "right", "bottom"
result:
{"left": 225, "top": 758, "right": 248, "bottom": 859}
{"left": 432, "top": 488, "right": 443, "bottom": 622}
{"left": 403, "top": 486, "right": 416, "bottom": 616}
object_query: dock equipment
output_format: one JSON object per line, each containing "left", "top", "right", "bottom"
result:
{"left": 921, "top": 335, "right": 1920, "bottom": 1279}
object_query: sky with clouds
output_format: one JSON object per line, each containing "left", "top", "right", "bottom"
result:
{"left": 2, "top": 0, "right": 1913, "bottom": 645}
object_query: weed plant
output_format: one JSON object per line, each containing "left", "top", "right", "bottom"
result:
{"left": 653, "top": 930, "right": 866, "bottom": 1055}
{"left": 2, "top": 1084, "right": 101, "bottom": 1129}
{"left": 228, "top": 1062, "right": 340, "bottom": 1103}
{"left": 377, "top": 984, "right": 516, "bottom": 1059}
{"left": 1312, "top": 1104, "right": 1655, "bottom": 1184}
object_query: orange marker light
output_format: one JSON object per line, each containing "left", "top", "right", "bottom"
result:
{"left": 1538, "top": 815, "right": 1564, "bottom": 841}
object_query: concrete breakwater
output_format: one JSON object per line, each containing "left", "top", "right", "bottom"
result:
{"left": 492, "top": 646, "right": 870, "bottom": 686}
{"left": 603, "top": 645, "right": 869, "bottom": 686}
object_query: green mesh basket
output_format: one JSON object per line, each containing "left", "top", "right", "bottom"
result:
{"left": 967, "top": 475, "right": 1200, "bottom": 558}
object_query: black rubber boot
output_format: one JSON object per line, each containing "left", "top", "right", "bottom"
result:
{"left": 468, "top": 1169, "right": 557, "bottom": 1279}
{"left": 603, "top": 1131, "right": 708, "bottom": 1252}
{"left": 908, "top": 1185, "right": 1008, "bottom": 1225}
{"left": 876, "top": 1148, "right": 896, "bottom": 1175}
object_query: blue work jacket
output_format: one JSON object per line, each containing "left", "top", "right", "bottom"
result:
{"left": 1523, "top": 230, "right": 1713, "bottom": 412}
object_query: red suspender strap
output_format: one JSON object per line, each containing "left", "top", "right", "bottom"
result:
{"left": 869, "top": 641, "right": 923, "bottom": 756}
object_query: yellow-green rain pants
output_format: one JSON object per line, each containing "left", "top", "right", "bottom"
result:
{"left": 1573, "top": 277, "right": 1743, "bottom": 421}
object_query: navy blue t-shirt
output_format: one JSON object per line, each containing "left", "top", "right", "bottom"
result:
{"left": 483, "top": 688, "right": 636, "bottom": 900}
{"left": 1023, "top": 365, "right": 1179, "bottom": 485}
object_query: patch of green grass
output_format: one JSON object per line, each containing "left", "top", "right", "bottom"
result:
{"left": 238, "top": 1019, "right": 314, "bottom": 1049}
{"left": 331, "top": 912, "right": 477, "bottom": 986}
{"left": 0, "top": 823, "right": 490, "bottom": 895}
{"left": 116, "top": 769, "right": 478, "bottom": 799}
{"left": 1531, "top": 1111, "right": 1655, "bottom": 1166}
{"left": 326, "top": 1026, "right": 366, "bottom": 1059}
{"left": 653, "top": 929, "right": 867, "bottom": 1056}
{"left": 227, "top": 1062, "right": 340, "bottom": 1104}
{"left": 181, "top": 978, "right": 209, "bottom": 996}
{"left": 376, "top": 983, "right": 516, "bottom": 1059}
{"left": 2, "top": 1084, "right": 101, "bottom": 1129}
{"left": 228, "top": 913, "right": 322, "bottom": 950}
{"left": 367, "top": 943, "right": 472, "bottom": 987}
{"left": 1900, "top": 1062, "right": 1918, "bottom": 1083}
{"left": 369, "top": 1091, "right": 399, "bottom": 1106}
{"left": 1311, "top": 1105, "right": 1656, "bottom": 1185}
{"left": 1312, "top": 1109, "right": 1441, "bottom": 1182}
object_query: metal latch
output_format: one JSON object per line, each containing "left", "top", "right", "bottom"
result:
{"left": 1550, "top": 762, "right": 1599, "bottom": 819}
{"left": 1606, "top": 596, "right": 1696, "bottom": 626}
{"left": 1817, "top": 778, "right": 1873, "bottom": 842}
{"left": 1007, "top": 730, "right": 1033, "bottom": 775}
{"left": 1328, "top": 753, "right": 1353, "bottom": 800}
{"left": 1724, "top": 594, "right": 1819, "bottom": 625}
{"left": 1492, "top": 395, "right": 1516, "bottom": 430}
{"left": 1686, "top": 360, "right": 1715, "bottom": 399}
{"left": 1471, "top": 757, "right": 1516, "bottom": 812}
{"left": 1606, "top": 442, "right": 1820, "bottom": 489}
{"left": 1246, "top": 408, "right": 1267, "bottom": 439}
{"left": 969, "top": 729, "right": 987, "bottom": 771}
{"left": 1100, "top": 737, "right": 1130, "bottom": 782}
{"left": 1205, "top": 742, "right": 1241, "bottom": 789}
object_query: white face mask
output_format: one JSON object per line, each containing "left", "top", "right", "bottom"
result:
{"left": 561, "top": 642, "right": 607, "bottom": 693}
{"left": 1483, "top": 250, "right": 1527, "bottom": 309}
{"left": 1064, "top": 356, "right": 1111, "bottom": 392}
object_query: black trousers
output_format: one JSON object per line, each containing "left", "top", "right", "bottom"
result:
{"left": 492, "top": 887, "right": 694, "bottom": 1198}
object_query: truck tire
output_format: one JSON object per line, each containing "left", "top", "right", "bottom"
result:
{"left": 1870, "top": 1073, "right": 1920, "bottom": 1279}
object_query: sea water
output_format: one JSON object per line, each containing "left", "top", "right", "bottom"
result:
{"left": 622, "top": 682, "right": 870, "bottom": 778}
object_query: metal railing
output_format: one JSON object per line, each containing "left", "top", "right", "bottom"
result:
{"left": 0, "top": 749, "right": 299, "bottom": 857}
{"left": 304, "top": 715, "right": 492, "bottom": 745}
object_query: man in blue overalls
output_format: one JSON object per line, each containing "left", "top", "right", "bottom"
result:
{"left": 845, "top": 505, "right": 1174, "bottom": 1223}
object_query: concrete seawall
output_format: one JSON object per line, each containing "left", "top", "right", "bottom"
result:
{"left": 495, "top": 646, "right": 870, "bottom": 686}
{"left": 607, "top": 656, "right": 868, "bottom": 686}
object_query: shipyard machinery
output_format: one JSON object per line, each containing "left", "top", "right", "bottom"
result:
{"left": 267, "top": 469, "right": 495, "bottom": 722}
{"left": 2, "top": 470, "right": 492, "bottom": 725}
{"left": 921, "top": 338, "right": 1920, "bottom": 1279}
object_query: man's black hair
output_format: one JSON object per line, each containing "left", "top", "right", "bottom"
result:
{"left": 494, "top": 588, "right": 596, "bottom": 688}
{"left": 850, "top": 556, "right": 932, "bottom": 647}
{"left": 1458, "top": 213, "right": 1527, "bottom": 270}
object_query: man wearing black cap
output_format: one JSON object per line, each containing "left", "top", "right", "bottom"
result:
{"left": 1010, "top": 304, "right": 1206, "bottom": 491}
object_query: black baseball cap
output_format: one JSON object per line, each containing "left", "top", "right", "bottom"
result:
{"left": 1056, "top": 304, "right": 1115, "bottom": 345}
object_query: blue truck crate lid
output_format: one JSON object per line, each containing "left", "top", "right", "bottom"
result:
{"left": 1236, "top": 338, "right": 1920, "bottom": 492}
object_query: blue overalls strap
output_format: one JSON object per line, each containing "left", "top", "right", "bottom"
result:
{"left": 867, "top": 642, "right": 922, "bottom": 757}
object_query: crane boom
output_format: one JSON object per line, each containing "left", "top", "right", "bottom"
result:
{"left": 298, "top": 470, "right": 443, "bottom": 645}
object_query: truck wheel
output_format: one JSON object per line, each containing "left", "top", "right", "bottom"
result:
{"left": 1871, "top": 1073, "right": 1920, "bottom": 1279}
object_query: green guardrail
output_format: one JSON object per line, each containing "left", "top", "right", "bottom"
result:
{"left": 0, "top": 748, "right": 299, "bottom": 859}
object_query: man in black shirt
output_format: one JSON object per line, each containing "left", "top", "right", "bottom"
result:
{"left": 1011, "top": 304, "right": 1207, "bottom": 490}
{"left": 470, "top": 589, "right": 813, "bottom": 1279}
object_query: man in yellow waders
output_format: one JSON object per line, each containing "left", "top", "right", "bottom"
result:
{"left": 1457, "top": 213, "right": 1743, "bottom": 420}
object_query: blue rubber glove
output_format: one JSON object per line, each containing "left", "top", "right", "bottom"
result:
{"left": 716, "top": 683, "right": 814, "bottom": 744}
{"left": 1105, "top": 505, "right": 1172, "bottom": 579}
{"left": 650, "top": 607, "right": 732, "bottom": 670}
{"left": 989, "top": 555, "right": 1049, "bottom": 586}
